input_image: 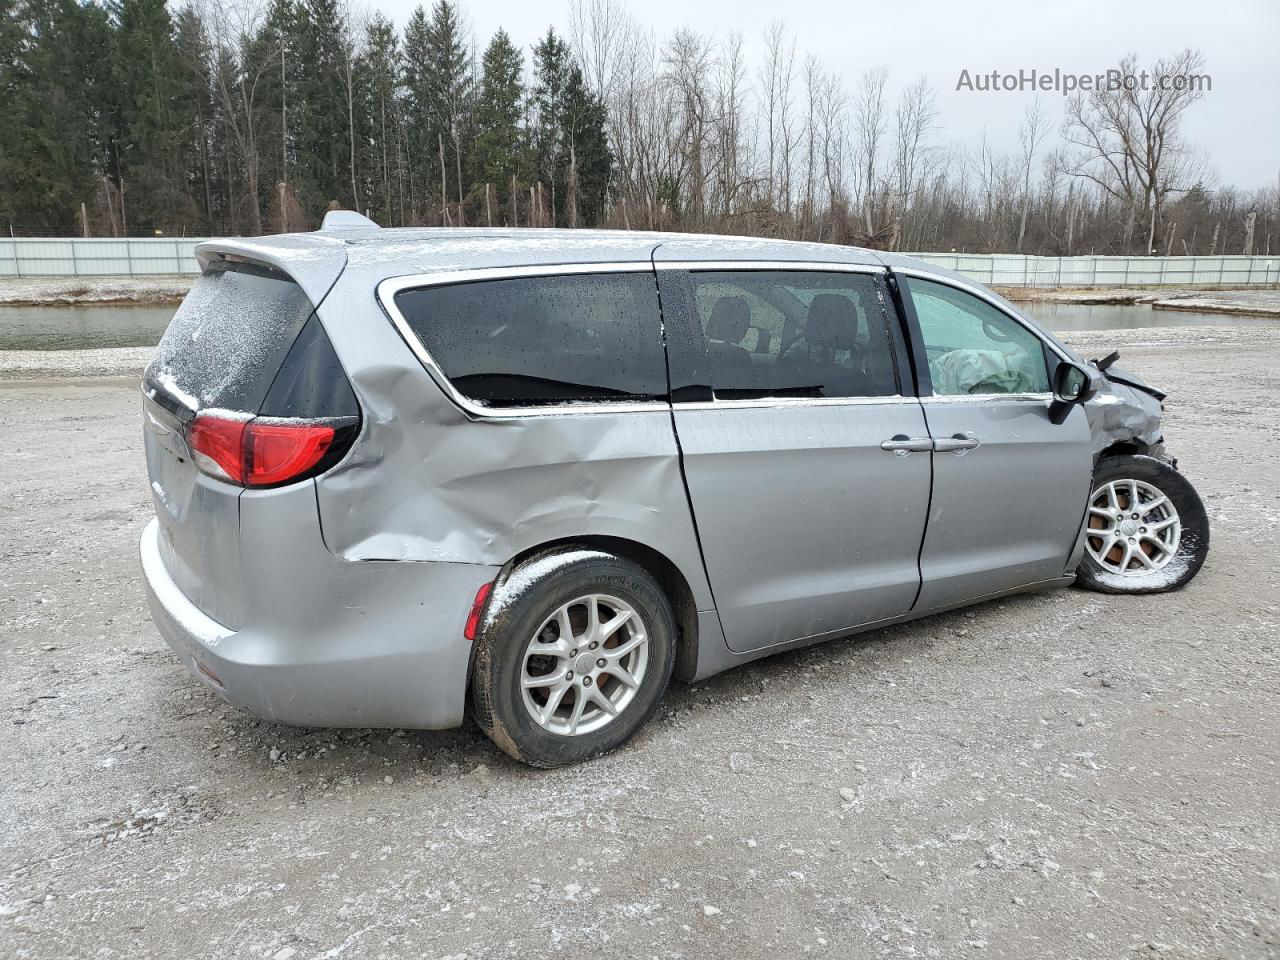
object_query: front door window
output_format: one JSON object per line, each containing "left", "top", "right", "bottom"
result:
{"left": 904, "top": 277, "right": 1051, "bottom": 396}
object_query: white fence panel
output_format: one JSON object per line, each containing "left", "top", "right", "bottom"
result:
{"left": 902, "top": 252, "right": 1279, "bottom": 288}
{"left": 1, "top": 238, "right": 1278, "bottom": 286}
{"left": 0, "top": 237, "right": 205, "bottom": 276}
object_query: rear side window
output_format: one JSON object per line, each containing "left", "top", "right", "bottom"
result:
{"left": 394, "top": 272, "right": 667, "bottom": 407}
{"left": 687, "top": 271, "right": 899, "bottom": 399}
{"left": 146, "top": 260, "right": 316, "bottom": 413}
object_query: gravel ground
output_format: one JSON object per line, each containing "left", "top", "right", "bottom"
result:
{"left": 2, "top": 327, "right": 1279, "bottom": 959}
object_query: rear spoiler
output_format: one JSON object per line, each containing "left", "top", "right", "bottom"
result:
{"left": 195, "top": 234, "right": 349, "bottom": 313}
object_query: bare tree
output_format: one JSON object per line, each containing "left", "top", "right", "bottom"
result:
{"left": 758, "top": 21, "right": 797, "bottom": 225}
{"left": 1015, "top": 98, "right": 1050, "bottom": 251}
{"left": 890, "top": 76, "right": 938, "bottom": 248}
{"left": 568, "top": 0, "right": 629, "bottom": 100}
{"left": 709, "top": 31, "right": 751, "bottom": 223}
{"left": 202, "top": 0, "right": 273, "bottom": 234}
{"left": 1063, "top": 49, "right": 1208, "bottom": 254}
{"left": 852, "top": 66, "right": 888, "bottom": 237}
{"left": 661, "top": 29, "right": 716, "bottom": 230}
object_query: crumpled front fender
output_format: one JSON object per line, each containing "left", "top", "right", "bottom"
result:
{"left": 1082, "top": 362, "right": 1165, "bottom": 458}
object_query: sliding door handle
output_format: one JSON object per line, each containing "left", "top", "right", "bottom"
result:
{"left": 880, "top": 435, "right": 934, "bottom": 456}
{"left": 934, "top": 432, "right": 981, "bottom": 455}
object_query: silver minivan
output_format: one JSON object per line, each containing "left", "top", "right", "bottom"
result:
{"left": 140, "top": 215, "right": 1209, "bottom": 766}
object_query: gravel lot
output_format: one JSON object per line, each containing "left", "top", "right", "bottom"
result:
{"left": 2, "top": 326, "right": 1278, "bottom": 959}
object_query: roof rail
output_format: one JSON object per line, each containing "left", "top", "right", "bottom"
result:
{"left": 319, "top": 210, "right": 380, "bottom": 232}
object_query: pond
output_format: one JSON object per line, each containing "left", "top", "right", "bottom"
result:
{"left": 1026, "top": 301, "right": 1277, "bottom": 332}
{"left": 0, "top": 304, "right": 176, "bottom": 350}
{"left": 0, "top": 299, "right": 1275, "bottom": 351}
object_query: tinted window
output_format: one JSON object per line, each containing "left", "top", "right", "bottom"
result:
{"left": 395, "top": 272, "right": 666, "bottom": 406}
{"left": 904, "top": 278, "right": 1051, "bottom": 396}
{"left": 145, "top": 260, "right": 315, "bottom": 413}
{"left": 687, "top": 271, "right": 898, "bottom": 399}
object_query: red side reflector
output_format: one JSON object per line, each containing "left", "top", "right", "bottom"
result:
{"left": 464, "top": 581, "right": 494, "bottom": 641}
{"left": 187, "top": 412, "right": 335, "bottom": 487}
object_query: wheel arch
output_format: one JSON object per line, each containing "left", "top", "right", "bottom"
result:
{"left": 496, "top": 536, "right": 701, "bottom": 683}
{"left": 1094, "top": 438, "right": 1173, "bottom": 469}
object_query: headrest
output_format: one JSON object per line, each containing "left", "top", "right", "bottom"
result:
{"left": 805, "top": 294, "right": 859, "bottom": 351}
{"left": 707, "top": 296, "right": 750, "bottom": 344}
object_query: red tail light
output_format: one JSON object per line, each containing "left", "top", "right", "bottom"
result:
{"left": 187, "top": 412, "right": 336, "bottom": 488}
{"left": 187, "top": 413, "right": 247, "bottom": 483}
{"left": 244, "top": 420, "right": 336, "bottom": 486}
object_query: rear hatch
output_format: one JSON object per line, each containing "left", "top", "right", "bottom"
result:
{"left": 142, "top": 256, "right": 357, "bottom": 628}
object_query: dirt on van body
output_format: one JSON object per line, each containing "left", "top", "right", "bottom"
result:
{"left": 2, "top": 324, "right": 1278, "bottom": 960}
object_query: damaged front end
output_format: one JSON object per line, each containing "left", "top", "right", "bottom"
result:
{"left": 1081, "top": 350, "right": 1171, "bottom": 464}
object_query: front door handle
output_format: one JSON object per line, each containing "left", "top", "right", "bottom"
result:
{"left": 934, "top": 432, "right": 981, "bottom": 455}
{"left": 880, "top": 435, "right": 934, "bottom": 456}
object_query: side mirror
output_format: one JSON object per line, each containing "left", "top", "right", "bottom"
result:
{"left": 1048, "top": 360, "right": 1097, "bottom": 424}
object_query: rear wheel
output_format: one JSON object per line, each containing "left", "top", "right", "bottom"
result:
{"left": 1076, "top": 454, "right": 1209, "bottom": 594}
{"left": 470, "top": 549, "right": 675, "bottom": 767}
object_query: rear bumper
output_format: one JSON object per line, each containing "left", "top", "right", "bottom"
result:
{"left": 140, "top": 516, "right": 499, "bottom": 729}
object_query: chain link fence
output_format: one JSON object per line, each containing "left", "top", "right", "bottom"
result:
{"left": 2, "top": 237, "right": 1278, "bottom": 287}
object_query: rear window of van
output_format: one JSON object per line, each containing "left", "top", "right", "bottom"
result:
{"left": 394, "top": 272, "right": 667, "bottom": 407}
{"left": 145, "top": 260, "right": 315, "bottom": 413}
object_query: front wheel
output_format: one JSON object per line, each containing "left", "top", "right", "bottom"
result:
{"left": 1076, "top": 454, "right": 1209, "bottom": 594}
{"left": 469, "top": 548, "right": 676, "bottom": 767}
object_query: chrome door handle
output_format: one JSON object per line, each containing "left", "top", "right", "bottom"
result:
{"left": 880, "top": 435, "right": 934, "bottom": 456}
{"left": 934, "top": 432, "right": 981, "bottom": 455}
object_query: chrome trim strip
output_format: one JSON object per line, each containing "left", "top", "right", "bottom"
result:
{"left": 889, "top": 265, "right": 1072, "bottom": 364}
{"left": 918, "top": 393, "right": 1052, "bottom": 404}
{"left": 675, "top": 395, "right": 913, "bottom": 411}
{"left": 376, "top": 262, "right": 668, "bottom": 420}
{"left": 657, "top": 259, "right": 886, "bottom": 275}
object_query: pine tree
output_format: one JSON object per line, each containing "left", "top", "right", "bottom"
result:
{"left": 530, "top": 28, "right": 569, "bottom": 225}
{"left": 0, "top": 0, "right": 26, "bottom": 230}
{"left": 359, "top": 14, "right": 401, "bottom": 226}
{"left": 561, "top": 64, "right": 612, "bottom": 226}
{"left": 254, "top": 0, "right": 300, "bottom": 230}
{"left": 173, "top": 5, "right": 217, "bottom": 234}
{"left": 472, "top": 29, "right": 524, "bottom": 223}
{"left": 291, "top": 0, "right": 357, "bottom": 215}
{"left": 531, "top": 28, "right": 612, "bottom": 227}
{"left": 400, "top": 5, "right": 432, "bottom": 222}
{"left": 423, "top": 1, "right": 471, "bottom": 223}
{"left": 2, "top": 0, "right": 113, "bottom": 233}
{"left": 110, "top": 0, "right": 197, "bottom": 232}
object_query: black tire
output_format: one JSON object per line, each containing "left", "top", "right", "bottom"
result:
{"left": 1075, "top": 454, "right": 1209, "bottom": 594}
{"left": 469, "top": 548, "right": 676, "bottom": 768}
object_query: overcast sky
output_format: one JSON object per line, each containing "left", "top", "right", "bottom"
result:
{"left": 373, "top": 0, "right": 1280, "bottom": 191}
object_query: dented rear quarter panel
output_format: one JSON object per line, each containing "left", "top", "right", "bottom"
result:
{"left": 308, "top": 246, "right": 718, "bottom": 619}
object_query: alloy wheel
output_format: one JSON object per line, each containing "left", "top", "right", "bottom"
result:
{"left": 1085, "top": 478, "right": 1182, "bottom": 576}
{"left": 520, "top": 594, "right": 649, "bottom": 736}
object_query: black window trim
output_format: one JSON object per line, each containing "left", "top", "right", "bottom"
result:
{"left": 890, "top": 266, "right": 1068, "bottom": 402}
{"left": 377, "top": 262, "right": 670, "bottom": 420}
{"left": 657, "top": 261, "right": 917, "bottom": 408}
